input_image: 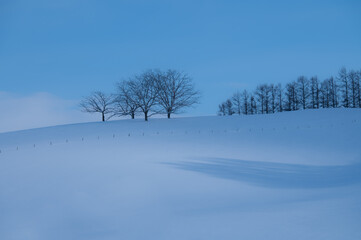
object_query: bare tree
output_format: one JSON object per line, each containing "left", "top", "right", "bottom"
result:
{"left": 310, "top": 76, "right": 319, "bottom": 109}
{"left": 297, "top": 76, "right": 309, "bottom": 110}
{"left": 269, "top": 84, "right": 277, "bottom": 113}
{"left": 218, "top": 102, "right": 227, "bottom": 116}
{"left": 285, "top": 82, "right": 299, "bottom": 111}
{"left": 156, "top": 69, "right": 200, "bottom": 118}
{"left": 338, "top": 67, "right": 349, "bottom": 108}
{"left": 231, "top": 91, "right": 242, "bottom": 115}
{"left": 328, "top": 77, "right": 338, "bottom": 108}
{"left": 320, "top": 79, "right": 330, "bottom": 108}
{"left": 264, "top": 85, "right": 271, "bottom": 114}
{"left": 357, "top": 70, "right": 361, "bottom": 108}
{"left": 275, "top": 83, "right": 283, "bottom": 112}
{"left": 126, "top": 70, "right": 160, "bottom": 121}
{"left": 349, "top": 70, "right": 358, "bottom": 108}
{"left": 255, "top": 84, "right": 267, "bottom": 114}
{"left": 241, "top": 90, "right": 249, "bottom": 115}
{"left": 225, "top": 99, "right": 234, "bottom": 115}
{"left": 113, "top": 81, "right": 139, "bottom": 119}
{"left": 80, "top": 91, "right": 114, "bottom": 122}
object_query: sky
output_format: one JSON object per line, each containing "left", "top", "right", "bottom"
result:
{"left": 1, "top": 0, "right": 361, "bottom": 132}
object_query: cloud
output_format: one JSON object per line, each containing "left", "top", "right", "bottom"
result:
{"left": 0, "top": 92, "right": 99, "bottom": 133}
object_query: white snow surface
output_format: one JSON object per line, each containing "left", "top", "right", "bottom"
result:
{"left": 1, "top": 108, "right": 361, "bottom": 240}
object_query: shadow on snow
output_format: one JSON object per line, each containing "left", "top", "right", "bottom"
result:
{"left": 165, "top": 158, "right": 361, "bottom": 189}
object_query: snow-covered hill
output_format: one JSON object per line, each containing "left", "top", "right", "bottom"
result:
{"left": 1, "top": 109, "right": 361, "bottom": 240}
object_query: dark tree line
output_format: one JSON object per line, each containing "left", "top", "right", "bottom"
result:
{"left": 218, "top": 67, "right": 361, "bottom": 116}
{"left": 81, "top": 69, "right": 200, "bottom": 121}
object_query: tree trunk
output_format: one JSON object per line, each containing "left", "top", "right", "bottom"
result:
{"left": 167, "top": 112, "right": 171, "bottom": 119}
{"left": 102, "top": 112, "right": 105, "bottom": 122}
{"left": 131, "top": 112, "right": 135, "bottom": 119}
{"left": 345, "top": 83, "right": 349, "bottom": 108}
{"left": 358, "top": 81, "right": 361, "bottom": 108}
{"left": 144, "top": 111, "right": 148, "bottom": 121}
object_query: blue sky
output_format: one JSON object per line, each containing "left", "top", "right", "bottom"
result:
{"left": 1, "top": 0, "right": 361, "bottom": 131}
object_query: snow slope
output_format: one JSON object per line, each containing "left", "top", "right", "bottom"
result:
{"left": 1, "top": 109, "right": 361, "bottom": 240}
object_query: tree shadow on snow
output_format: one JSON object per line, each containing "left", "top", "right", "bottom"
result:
{"left": 166, "top": 158, "right": 361, "bottom": 188}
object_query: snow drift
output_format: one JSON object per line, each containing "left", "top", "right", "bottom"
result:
{"left": 0, "top": 109, "right": 360, "bottom": 240}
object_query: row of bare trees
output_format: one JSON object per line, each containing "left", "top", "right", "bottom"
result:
{"left": 80, "top": 69, "right": 200, "bottom": 121}
{"left": 218, "top": 67, "right": 361, "bottom": 116}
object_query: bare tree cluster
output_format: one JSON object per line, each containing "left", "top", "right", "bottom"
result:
{"left": 218, "top": 67, "right": 361, "bottom": 116}
{"left": 81, "top": 69, "right": 200, "bottom": 121}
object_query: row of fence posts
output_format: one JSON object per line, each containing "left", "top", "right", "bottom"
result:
{"left": 0, "top": 119, "right": 358, "bottom": 154}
